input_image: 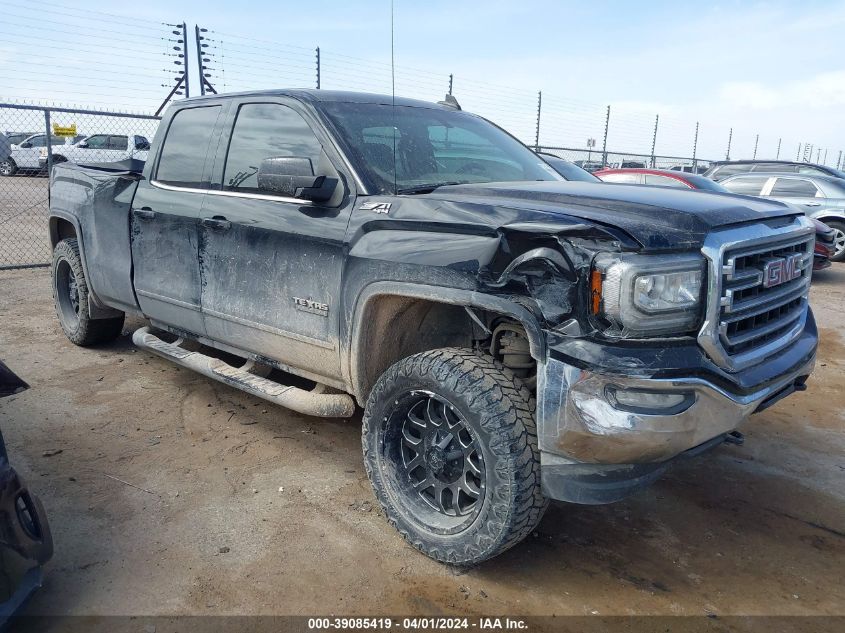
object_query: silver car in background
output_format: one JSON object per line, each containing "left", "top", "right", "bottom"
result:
{"left": 720, "top": 173, "right": 845, "bottom": 261}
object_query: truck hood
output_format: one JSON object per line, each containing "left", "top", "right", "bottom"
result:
{"left": 431, "top": 181, "right": 801, "bottom": 250}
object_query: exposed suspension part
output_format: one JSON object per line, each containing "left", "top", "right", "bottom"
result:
{"left": 489, "top": 322, "right": 536, "bottom": 389}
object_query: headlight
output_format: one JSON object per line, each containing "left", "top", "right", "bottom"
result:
{"left": 593, "top": 253, "right": 705, "bottom": 336}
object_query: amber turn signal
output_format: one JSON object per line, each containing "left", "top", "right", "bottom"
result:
{"left": 590, "top": 268, "right": 602, "bottom": 315}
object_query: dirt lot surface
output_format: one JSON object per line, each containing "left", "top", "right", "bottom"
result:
{"left": 0, "top": 266, "right": 843, "bottom": 621}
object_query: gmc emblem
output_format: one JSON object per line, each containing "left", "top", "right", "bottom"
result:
{"left": 761, "top": 253, "right": 803, "bottom": 288}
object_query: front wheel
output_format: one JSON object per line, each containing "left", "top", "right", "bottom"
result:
{"left": 52, "top": 238, "right": 124, "bottom": 346}
{"left": 362, "top": 348, "right": 547, "bottom": 565}
{"left": 825, "top": 220, "right": 845, "bottom": 263}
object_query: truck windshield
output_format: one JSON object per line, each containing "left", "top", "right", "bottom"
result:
{"left": 321, "top": 102, "right": 562, "bottom": 194}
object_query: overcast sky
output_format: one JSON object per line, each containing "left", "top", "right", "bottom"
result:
{"left": 2, "top": 0, "right": 843, "bottom": 163}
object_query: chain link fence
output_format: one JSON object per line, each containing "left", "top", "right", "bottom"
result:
{"left": 537, "top": 147, "right": 713, "bottom": 174}
{"left": 0, "top": 101, "right": 718, "bottom": 270}
{"left": 0, "top": 104, "right": 159, "bottom": 269}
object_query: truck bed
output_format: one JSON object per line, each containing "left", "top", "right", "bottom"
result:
{"left": 49, "top": 160, "right": 143, "bottom": 314}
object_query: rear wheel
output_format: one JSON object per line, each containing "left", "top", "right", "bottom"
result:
{"left": 52, "top": 238, "right": 124, "bottom": 346}
{"left": 826, "top": 220, "right": 845, "bottom": 262}
{"left": 362, "top": 348, "right": 547, "bottom": 565}
{"left": 0, "top": 158, "right": 17, "bottom": 177}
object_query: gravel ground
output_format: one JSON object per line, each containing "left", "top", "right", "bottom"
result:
{"left": 0, "top": 265, "right": 843, "bottom": 623}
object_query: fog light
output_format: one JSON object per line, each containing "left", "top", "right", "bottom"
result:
{"left": 606, "top": 387, "right": 694, "bottom": 414}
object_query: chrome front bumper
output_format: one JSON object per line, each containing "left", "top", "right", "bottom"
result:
{"left": 536, "top": 354, "right": 816, "bottom": 466}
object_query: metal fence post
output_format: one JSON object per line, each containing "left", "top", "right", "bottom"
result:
{"left": 776, "top": 138, "right": 781, "bottom": 159}
{"left": 796, "top": 143, "right": 801, "bottom": 161}
{"left": 650, "top": 114, "right": 659, "bottom": 167}
{"left": 448, "top": 74, "right": 453, "bottom": 95}
{"left": 315, "top": 47, "right": 321, "bottom": 89}
{"left": 816, "top": 147, "right": 821, "bottom": 163}
{"left": 837, "top": 150, "right": 843, "bottom": 170}
{"left": 182, "top": 22, "right": 190, "bottom": 99}
{"left": 195, "top": 25, "right": 205, "bottom": 96}
{"left": 725, "top": 128, "right": 733, "bottom": 160}
{"left": 602, "top": 105, "right": 610, "bottom": 167}
{"left": 823, "top": 148, "right": 828, "bottom": 165}
{"left": 44, "top": 108, "right": 53, "bottom": 185}
{"left": 753, "top": 134, "right": 759, "bottom": 159}
{"left": 692, "top": 121, "right": 699, "bottom": 170}
{"left": 534, "top": 91, "right": 542, "bottom": 151}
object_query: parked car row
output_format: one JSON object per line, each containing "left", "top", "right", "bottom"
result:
{"left": 568, "top": 159, "right": 709, "bottom": 174}
{"left": 537, "top": 153, "right": 844, "bottom": 267}
{"left": 0, "top": 131, "right": 150, "bottom": 176}
{"left": 704, "top": 159, "right": 845, "bottom": 182}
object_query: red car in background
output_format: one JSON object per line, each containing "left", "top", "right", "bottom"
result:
{"left": 594, "top": 168, "right": 836, "bottom": 271}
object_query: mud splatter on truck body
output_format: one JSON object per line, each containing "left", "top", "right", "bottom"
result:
{"left": 46, "top": 89, "right": 818, "bottom": 564}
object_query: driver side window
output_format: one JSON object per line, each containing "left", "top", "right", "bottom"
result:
{"left": 223, "top": 103, "right": 323, "bottom": 194}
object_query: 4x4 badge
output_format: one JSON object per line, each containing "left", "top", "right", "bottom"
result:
{"left": 360, "top": 201, "right": 391, "bottom": 214}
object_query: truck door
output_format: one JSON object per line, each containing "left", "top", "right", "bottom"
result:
{"left": 198, "top": 99, "right": 354, "bottom": 383}
{"left": 131, "top": 104, "right": 224, "bottom": 336}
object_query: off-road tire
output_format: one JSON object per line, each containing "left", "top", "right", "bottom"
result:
{"left": 52, "top": 238, "right": 124, "bottom": 346}
{"left": 362, "top": 348, "right": 548, "bottom": 565}
{"left": 826, "top": 219, "right": 845, "bottom": 263}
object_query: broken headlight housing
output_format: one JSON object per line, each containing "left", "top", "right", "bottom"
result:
{"left": 592, "top": 253, "right": 705, "bottom": 337}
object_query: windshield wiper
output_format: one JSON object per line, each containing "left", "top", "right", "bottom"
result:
{"left": 397, "top": 181, "right": 464, "bottom": 195}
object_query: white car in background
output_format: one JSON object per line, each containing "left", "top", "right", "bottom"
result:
{"left": 41, "top": 133, "right": 151, "bottom": 167}
{"left": 0, "top": 133, "right": 72, "bottom": 176}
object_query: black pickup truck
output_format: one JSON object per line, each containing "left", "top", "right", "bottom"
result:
{"left": 47, "top": 90, "right": 818, "bottom": 565}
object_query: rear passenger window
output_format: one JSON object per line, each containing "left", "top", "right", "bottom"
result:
{"left": 156, "top": 105, "right": 221, "bottom": 188}
{"left": 752, "top": 163, "right": 797, "bottom": 173}
{"left": 711, "top": 165, "right": 747, "bottom": 180}
{"left": 644, "top": 174, "right": 689, "bottom": 188}
{"left": 721, "top": 176, "right": 768, "bottom": 196}
{"left": 770, "top": 178, "right": 819, "bottom": 197}
{"left": 223, "top": 103, "right": 323, "bottom": 194}
{"left": 797, "top": 165, "right": 827, "bottom": 176}
{"left": 108, "top": 135, "right": 128, "bottom": 150}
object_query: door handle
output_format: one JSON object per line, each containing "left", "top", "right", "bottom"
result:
{"left": 804, "top": 202, "right": 822, "bottom": 207}
{"left": 133, "top": 207, "right": 156, "bottom": 220}
{"left": 202, "top": 216, "right": 232, "bottom": 231}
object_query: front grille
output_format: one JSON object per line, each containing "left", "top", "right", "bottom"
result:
{"left": 698, "top": 220, "right": 814, "bottom": 372}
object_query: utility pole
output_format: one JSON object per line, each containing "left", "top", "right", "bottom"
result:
{"left": 816, "top": 147, "right": 822, "bottom": 163}
{"left": 650, "top": 114, "right": 659, "bottom": 167}
{"left": 752, "top": 134, "right": 759, "bottom": 159}
{"left": 601, "top": 105, "right": 611, "bottom": 167}
{"left": 823, "top": 148, "right": 828, "bottom": 165}
{"left": 315, "top": 47, "right": 321, "bottom": 89}
{"left": 448, "top": 74, "right": 453, "bottom": 96}
{"left": 692, "top": 122, "right": 699, "bottom": 170}
{"left": 725, "top": 128, "right": 732, "bottom": 161}
{"left": 776, "top": 138, "right": 781, "bottom": 159}
{"left": 837, "top": 150, "right": 843, "bottom": 171}
{"left": 796, "top": 143, "right": 801, "bottom": 161}
{"left": 534, "top": 91, "right": 542, "bottom": 151}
